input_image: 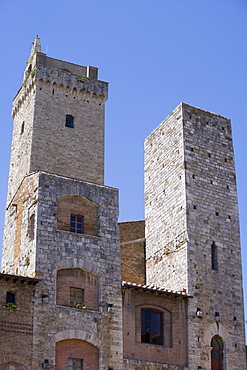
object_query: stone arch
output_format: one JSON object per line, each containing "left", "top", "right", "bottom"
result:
{"left": 55, "top": 257, "right": 101, "bottom": 277}
{"left": 72, "top": 87, "right": 77, "bottom": 96}
{"left": 204, "top": 322, "right": 230, "bottom": 350}
{"left": 54, "top": 330, "right": 101, "bottom": 348}
{"left": 57, "top": 194, "right": 99, "bottom": 236}
{"left": 58, "top": 83, "right": 64, "bottom": 91}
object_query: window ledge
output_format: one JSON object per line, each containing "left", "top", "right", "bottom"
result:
{"left": 56, "top": 228, "right": 102, "bottom": 239}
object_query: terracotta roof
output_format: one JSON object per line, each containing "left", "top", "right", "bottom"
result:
{"left": 0, "top": 272, "right": 41, "bottom": 285}
{"left": 122, "top": 281, "right": 192, "bottom": 298}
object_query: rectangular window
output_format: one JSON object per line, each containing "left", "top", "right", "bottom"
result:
{"left": 6, "top": 292, "right": 16, "bottom": 304}
{"left": 68, "top": 358, "right": 83, "bottom": 370}
{"left": 70, "top": 215, "right": 84, "bottom": 234}
{"left": 70, "top": 287, "right": 84, "bottom": 308}
{"left": 141, "top": 308, "right": 163, "bottom": 345}
{"left": 65, "top": 114, "right": 74, "bottom": 128}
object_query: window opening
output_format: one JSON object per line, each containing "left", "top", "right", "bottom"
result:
{"left": 70, "top": 215, "right": 84, "bottom": 234}
{"left": 65, "top": 114, "right": 74, "bottom": 128}
{"left": 6, "top": 292, "right": 16, "bottom": 304}
{"left": 68, "top": 358, "right": 83, "bottom": 370}
{"left": 141, "top": 308, "right": 163, "bottom": 345}
{"left": 21, "top": 121, "right": 25, "bottom": 134}
{"left": 211, "top": 242, "right": 218, "bottom": 270}
{"left": 70, "top": 287, "right": 84, "bottom": 308}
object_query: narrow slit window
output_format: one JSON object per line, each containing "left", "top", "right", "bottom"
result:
{"left": 65, "top": 114, "right": 74, "bottom": 128}
{"left": 211, "top": 242, "right": 218, "bottom": 270}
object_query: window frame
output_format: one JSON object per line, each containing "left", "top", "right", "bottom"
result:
{"left": 68, "top": 357, "right": 83, "bottom": 370}
{"left": 70, "top": 287, "right": 84, "bottom": 308}
{"left": 70, "top": 214, "right": 84, "bottom": 234}
{"left": 141, "top": 308, "right": 163, "bottom": 345}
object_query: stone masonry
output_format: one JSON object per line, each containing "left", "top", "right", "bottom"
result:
{"left": 1, "top": 38, "right": 246, "bottom": 369}
{"left": 145, "top": 103, "right": 246, "bottom": 369}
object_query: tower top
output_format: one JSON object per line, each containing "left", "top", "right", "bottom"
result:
{"left": 29, "top": 37, "right": 42, "bottom": 59}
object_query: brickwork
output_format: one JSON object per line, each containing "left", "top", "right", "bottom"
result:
{"left": 57, "top": 268, "right": 98, "bottom": 310}
{"left": 55, "top": 339, "right": 99, "bottom": 370}
{"left": 122, "top": 288, "right": 188, "bottom": 367}
{"left": 145, "top": 103, "right": 246, "bottom": 369}
{"left": 57, "top": 195, "right": 98, "bottom": 235}
{"left": 0, "top": 274, "right": 39, "bottom": 370}
{"left": 119, "top": 220, "right": 145, "bottom": 243}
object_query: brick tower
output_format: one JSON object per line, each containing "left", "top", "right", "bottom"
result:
{"left": 1, "top": 38, "right": 123, "bottom": 369}
{"left": 144, "top": 103, "right": 246, "bottom": 369}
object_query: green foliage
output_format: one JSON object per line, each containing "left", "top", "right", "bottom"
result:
{"left": 77, "top": 77, "right": 85, "bottom": 82}
{"left": 6, "top": 303, "right": 17, "bottom": 312}
{"left": 25, "top": 256, "right": 30, "bottom": 264}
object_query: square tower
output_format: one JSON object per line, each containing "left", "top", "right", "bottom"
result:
{"left": 1, "top": 38, "right": 123, "bottom": 369}
{"left": 145, "top": 103, "right": 246, "bottom": 369}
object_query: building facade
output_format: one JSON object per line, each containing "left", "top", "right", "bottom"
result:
{"left": 0, "top": 38, "right": 246, "bottom": 369}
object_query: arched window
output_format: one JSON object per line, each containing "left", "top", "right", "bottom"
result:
{"left": 211, "top": 335, "right": 223, "bottom": 370}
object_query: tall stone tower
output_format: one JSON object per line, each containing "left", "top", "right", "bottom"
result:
{"left": 144, "top": 103, "right": 246, "bottom": 369}
{"left": 1, "top": 38, "right": 123, "bottom": 369}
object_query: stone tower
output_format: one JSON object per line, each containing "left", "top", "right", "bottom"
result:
{"left": 1, "top": 38, "right": 123, "bottom": 369}
{"left": 144, "top": 103, "right": 246, "bottom": 369}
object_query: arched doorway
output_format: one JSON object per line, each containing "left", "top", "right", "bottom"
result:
{"left": 211, "top": 335, "right": 223, "bottom": 370}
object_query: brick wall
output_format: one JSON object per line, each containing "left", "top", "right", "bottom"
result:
{"left": 122, "top": 288, "right": 188, "bottom": 367}
{"left": 0, "top": 275, "right": 38, "bottom": 369}
{"left": 55, "top": 339, "right": 99, "bottom": 370}
{"left": 57, "top": 268, "right": 98, "bottom": 311}
{"left": 57, "top": 195, "right": 98, "bottom": 236}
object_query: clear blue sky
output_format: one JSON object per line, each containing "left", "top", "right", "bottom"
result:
{"left": 0, "top": 0, "right": 246, "bottom": 336}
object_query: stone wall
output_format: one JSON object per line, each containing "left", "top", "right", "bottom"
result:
{"left": 29, "top": 172, "right": 123, "bottom": 369}
{"left": 144, "top": 103, "right": 246, "bottom": 369}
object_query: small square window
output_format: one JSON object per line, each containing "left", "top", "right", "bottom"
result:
{"left": 68, "top": 358, "right": 83, "bottom": 370}
{"left": 65, "top": 115, "right": 74, "bottom": 128}
{"left": 70, "top": 287, "right": 84, "bottom": 308}
{"left": 70, "top": 215, "right": 84, "bottom": 234}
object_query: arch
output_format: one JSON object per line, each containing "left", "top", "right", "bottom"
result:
{"left": 55, "top": 338, "right": 99, "bottom": 370}
{"left": 72, "top": 87, "right": 77, "bottom": 95}
{"left": 58, "top": 83, "right": 64, "bottom": 90}
{"left": 211, "top": 335, "right": 223, "bottom": 370}
{"left": 56, "top": 268, "right": 98, "bottom": 311}
{"left": 0, "top": 354, "right": 31, "bottom": 368}
{"left": 57, "top": 195, "right": 99, "bottom": 236}
{"left": 55, "top": 257, "right": 101, "bottom": 277}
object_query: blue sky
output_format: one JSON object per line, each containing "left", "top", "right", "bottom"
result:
{"left": 0, "top": 0, "right": 247, "bottom": 336}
